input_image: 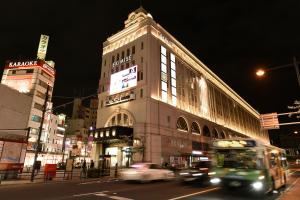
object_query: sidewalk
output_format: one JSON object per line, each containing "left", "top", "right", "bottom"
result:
{"left": 279, "top": 177, "right": 300, "bottom": 200}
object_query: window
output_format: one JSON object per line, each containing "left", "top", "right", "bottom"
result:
{"left": 160, "top": 46, "right": 168, "bottom": 102}
{"left": 103, "top": 72, "right": 106, "bottom": 78}
{"left": 141, "top": 57, "right": 143, "bottom": 63}
{"left": 170, "top": 53, "right": 176, "bottom": 106}
{"left": 122, "top": 51, "right": 124, "bottom": 58}
{"left": 117, "top": 53, "right": 119, "bottom": 60}
{"left": 26, "top": 69, "right": 34, "bottom": 73}
{"left": 140, "top": 71, "right": 143, "bottom": 80}
{"left": 140, "top": 89, "right": 143, "bottom": 98}
{"left": 176, "top": 117, "right": 188, "bottom": 132}
{"left": 31, "top": 115, "right": 42, "bottom": 123}
{"left": 132, "top": 46, "right": 135, "bottom": 54}
{"left": 191, "top": 122, "right": 200, "bottom": 134}
{"left": 203, "top": 126, "right": 210, "bottom": 137}
{"left": 112, "top": 56, "right": 115, "bottom": 63}
{"left": 141, "top": 42, "right": 144, "bottom": 50}
{"left": 126, "top": 63, "right": 129, "bottom": 68}
{"left": 34, "top": 102, "right": 43, "bottom": 111}
{"left": 36, "top": 91, "right": 46, "bottom": 100}
{"left": 127, "top": 48, "right": 130, "bottom": 56}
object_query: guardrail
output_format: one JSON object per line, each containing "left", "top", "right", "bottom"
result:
{"left": 0, "top": 167, "right": 112, "bottom": 184}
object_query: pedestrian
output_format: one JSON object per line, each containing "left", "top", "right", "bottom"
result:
{"left": 90, "top": 160, "right": 94, "bottom": 168}
{"left": 81, "top": 160, "right": 87, "bottom": 178}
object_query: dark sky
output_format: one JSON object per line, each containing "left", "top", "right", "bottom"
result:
{"left": 1, "top": 1, "right": 299, "bottom": 138}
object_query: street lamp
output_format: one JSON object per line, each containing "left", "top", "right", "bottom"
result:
{"left": 255, "top": 57, "right": 300, "bottom": 90}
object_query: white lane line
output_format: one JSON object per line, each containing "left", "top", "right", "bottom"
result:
{"left": 73, "top": 190, "right": 109, "bottom": 197}
{"left": 108, "top": 196, "right": 134, "bottom": 200}
{"left": 168, "top": 187, "right": 219, "bottom": 200}
{"left": 289, "top": 170, "right": 298, "bottom": 176}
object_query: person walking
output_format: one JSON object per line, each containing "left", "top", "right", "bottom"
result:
{"left": 81, "top": 160, "right": 87, "bottom": 178}
{"left": 90, "top": 160, "right": 95, "bottom": 168}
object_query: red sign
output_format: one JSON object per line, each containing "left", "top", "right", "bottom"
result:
{"left": 4, "top": 60, "right": 55, "bottom": 77}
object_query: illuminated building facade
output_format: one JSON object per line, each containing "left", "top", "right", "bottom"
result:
{"left": 93, "top": 7, "right": 269, "bottom": 167}
{"left": 1, "top": 59, "right": 59, "bottom": 166}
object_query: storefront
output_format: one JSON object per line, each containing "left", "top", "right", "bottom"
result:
{"left": 90, "top": 126, "right": 133, "bottom": 167}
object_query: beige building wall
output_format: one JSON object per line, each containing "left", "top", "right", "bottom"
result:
{"left": 95, "top": 8, "right": 269, "bottom": 166}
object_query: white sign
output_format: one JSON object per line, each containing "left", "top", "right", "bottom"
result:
{"left": 8, "top": 61, "right": 38, "bottom": 67}
{"left": 110, "top": 65, "right": 137, "bottom": 95}
{"left": 112, "top": 55, "right": 132, "bottom": 67}
{"left": 37, "top": 34, "right": 49, "bottom": 60}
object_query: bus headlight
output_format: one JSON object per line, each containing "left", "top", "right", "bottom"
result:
{"left": 252, "top": 181, "right": 263, "bottom": 190}
{"left": 210, "top": 177, "right": 221, "bottom": 184}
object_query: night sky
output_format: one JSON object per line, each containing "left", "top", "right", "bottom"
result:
{"left": 1, "top": 1, "right": 299, "bottom": 141}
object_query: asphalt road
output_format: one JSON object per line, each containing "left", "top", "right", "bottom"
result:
{"left": 0, "top": 169, "right": 299, "bottom": 200}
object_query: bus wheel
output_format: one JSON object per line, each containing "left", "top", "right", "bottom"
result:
{"left": 268, "top": 178, "right": 275, "bottom": 195}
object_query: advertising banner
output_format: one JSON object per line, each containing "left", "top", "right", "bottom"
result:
{"left": 37, "top": 34, "right": 49, "bottom": 60}
{"left": 110, "top": 65, "right": 137, "bottom": 95}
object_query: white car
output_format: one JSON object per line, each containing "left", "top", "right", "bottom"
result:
{"left": 120, "top": 163, "right": 175, "bottom": 182}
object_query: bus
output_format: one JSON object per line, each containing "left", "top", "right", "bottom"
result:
{"left": 209, "top": 138, "right": 288, "bottom": 194}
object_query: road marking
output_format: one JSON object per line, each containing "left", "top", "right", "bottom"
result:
{"left": 73, "top": 190, "right": 109, "bottom": 197}
{"left": 108, "top": 196, "right": 133, "bottom": 200}
{"left": 289, "top": 170, "right": 298, "bottom": 176}
{"left": 168, "top": 187, "right": 219, "bottom": 200}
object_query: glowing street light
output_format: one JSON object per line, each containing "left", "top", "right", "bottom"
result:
{"left": 256, "top": 69, "right": 265, "bottom": 77}
{"left": 255, "top": 57, "right": 300, "bottom": 90}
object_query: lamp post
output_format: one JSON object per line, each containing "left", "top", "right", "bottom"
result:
{"left": 256, "top": 57, "right": 300, "bottom": 91}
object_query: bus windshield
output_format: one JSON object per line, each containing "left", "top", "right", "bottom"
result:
{"left": 215, "top": 149, "right": 264, "bottom": 170}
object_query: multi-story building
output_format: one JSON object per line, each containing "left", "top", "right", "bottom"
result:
{"left": 0, "top": 84, "right": 32, "bottom": 166}
{"left": 65, "top": 98, "right": 98, "bottom": 162}
{"left": 0, "top": 59, "right": 62, "bottom": 166}
{"left": 92, "top": 7, "right": 269, "bottom": 168}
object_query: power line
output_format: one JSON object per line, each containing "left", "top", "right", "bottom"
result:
{"left": 52, "top": 93, "right": 97, "bottom": 111}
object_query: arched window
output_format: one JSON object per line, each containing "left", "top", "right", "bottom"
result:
{"left": 203, "top": 125, "right": 210, "bottom": 137}
{"left": 177, "top": 117, "right": 188, "bottom": 131}
{"left": 106, "top": 112, "right": 134, "bottom": 127}
{"left": 212, "top": 128, "right": 218, "bottom": 139}
{"left": 220, "top": 131, "right": 226, "bottom": 139}
{"left": 191, "top": 122, "right": 200, "bottom": 134}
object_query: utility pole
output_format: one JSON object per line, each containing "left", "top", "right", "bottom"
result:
{"left": 293, "top": 57, "right": 300, "bottom": 90}
{"left": 31, "top": 84, "right": 50, "bottom": 182}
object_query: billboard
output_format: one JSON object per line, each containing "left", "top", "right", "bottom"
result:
{"left": 37, "top": 34, "right": 49, "bottom": 60}
{"left": 110, "top": 65, "right": 137, "bottom": 95}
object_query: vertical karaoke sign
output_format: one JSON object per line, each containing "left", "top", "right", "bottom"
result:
{"left": 37, "top": 34, "right": 49, "bottom": 60}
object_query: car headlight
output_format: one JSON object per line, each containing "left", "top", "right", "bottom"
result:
{"left": 179, "top": 172, "right": 189, "bottom": 175}
{"left": 208, "top": 172, "right": 216, "bottom": 176}
{"left": 210, "top": 177, "right": 221, "bottom": 184}
{"left": 258, "top": 175, "right": 265, "bottom": 180}
{"left": 192, "top": 173, "right": 203, "bottom": 177}
{"left": 252, "top": 181, "right": 263, "bottom": 190}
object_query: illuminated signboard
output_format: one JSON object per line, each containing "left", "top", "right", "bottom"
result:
{"left": 110, "top": 65, "right": 137, "bottom": 95}
{"left": 213, "top": 140, "right": 256, "bottom": 148}
{"left": 5, "top": 60, "right": 55, "bottom": 77}
{"left": 37, "top": 34, "right": 49, "bottom": 60}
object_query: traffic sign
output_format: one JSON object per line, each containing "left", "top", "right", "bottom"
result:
{"left": 260, "top": 113, "right": 279, "bottom": 130}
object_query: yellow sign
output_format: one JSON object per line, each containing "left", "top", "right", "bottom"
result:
{"left": 37, "top": 34, "right": 49, "bottom": 60}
